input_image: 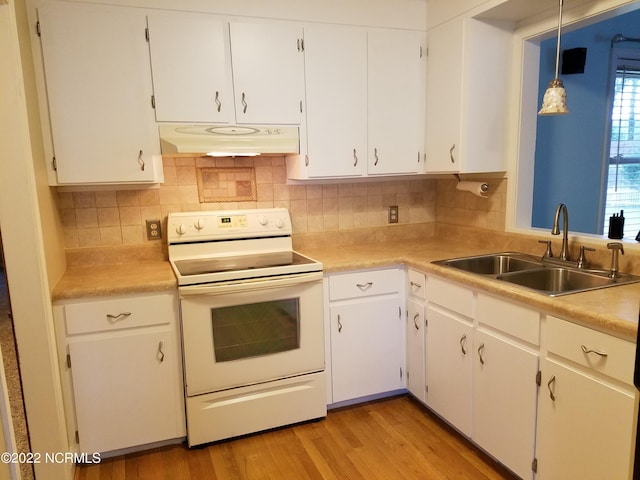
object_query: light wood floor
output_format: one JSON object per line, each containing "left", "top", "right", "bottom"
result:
{"left": 75, "top": 395, "right": 518, "bottom": 480}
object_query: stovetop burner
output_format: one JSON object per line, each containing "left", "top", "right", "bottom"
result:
{"left": 167, "top": 208, "right": 323, "bottom": 287}
{"left": 174, "top": 251, "right": 316, "bottom": 277}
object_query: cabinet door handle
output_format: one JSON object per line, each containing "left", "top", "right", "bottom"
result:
{"left": 137, "top": 150, "right": 145, "bottom": 171}
{"left": 356, "top": 282, "right": 373, "bottom": 290}
{"left": 374, "top": 148, "right": 379, "bottom": 166}
{"left": 157, "top": 341, "right": 165, "bottom": 363}
{"left": 106, "top": 312, "right": 131, "bottom": 322}
{"left": 547, "top": 375, "right": 556, "bottom": 401}
{"left": 449, "top": 144, "right": 456, "bottom": 164}
{"left": 413, "top": 313, "right": 420, "bottom": 330}
{"left": 459, "top": 333, "right": 467, "bottom": 355}
{"left": 241, "top": 92, "right": 248, "bottom": 114}
{"left": 337, "top": 314, "right": 342, "bottom": 333}
{"left": 410, "top": 281, "right": 422, "bottom": 289}
{"left": 477, "top": 342, "right": 485, "bottom": 365}
{"left": 353, "top": 148, "right": 358, "bottom": 167}
{"left": 580, "top": 344, "right": 608, "bottom": 357}
{"left": 215, "top": 91, "right": 221, "bottom": 112}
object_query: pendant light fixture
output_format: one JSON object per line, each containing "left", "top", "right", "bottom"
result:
{"left": 539, "top": 0, "right": 569, "bottom": 115}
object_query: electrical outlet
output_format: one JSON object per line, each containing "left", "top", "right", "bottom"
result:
{"left": 388, "top": 206, "right": 399, "bottom": 224}
{"left": 146, "top": 220, "right": 162, "bottom": 240}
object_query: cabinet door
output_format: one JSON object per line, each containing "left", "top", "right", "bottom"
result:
{"left": 69, "top": 328, "right": 184, "bottom": 453}
{"left": 536, "top": 358, "right": 635, "bottom": 480}
{"left": 472, "top": 329, "right": 538, "bottom": 479}
{"left": 230, "top": 22, "right": 305, "bottom": 125}
{"left": 425, "top": 305, "right": 473, "bottom": 436}
{"left": 147, "top": 14, "right": 234, "bottom": 123}
{"left": 330, "top": 298, "right": 403, "bottom": 403}
{"left": 368, "top": 30, "right": 426, "bottom": 175}
{"left": 38, "top": 3, "right": 160, "bottom": 184}
{"left": 425, "top": 18, "right": 463, "bottom": 173}
{"left": 303, "top": 26, "right": 367, "bottom": 178}
{"left": 406, "top": 299, "right": 426, "bottom": 403}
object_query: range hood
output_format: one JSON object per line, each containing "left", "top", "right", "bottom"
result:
{"left": 158, "top": 125, "right": 300, "bottom": 156}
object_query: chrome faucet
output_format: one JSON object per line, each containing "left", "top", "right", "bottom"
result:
{"left": 551, "top": 203, "right": 570, "bottom": 260}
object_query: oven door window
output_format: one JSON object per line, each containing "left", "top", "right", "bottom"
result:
{"left": 211, "top": 298, "right": 300, "bottom": 362}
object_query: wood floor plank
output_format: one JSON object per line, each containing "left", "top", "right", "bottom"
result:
{"left": 75, "top": 395, "right": 518, "bottom": 480}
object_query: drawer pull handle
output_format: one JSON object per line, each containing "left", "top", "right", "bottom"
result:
{"left": 410, "top": 281, "right": 422, "bottom": 289}
{"left": 580, "top": 345, "right": 608, "bottom": 357}
{"left": 137, "top": 150, "right": 145, "bottom": 172}
{"left": 477, "top": 342, "right": 485, "bottom": 365}
{"left": 459, "top": 334, "right": 467, "bottom": 355}
{"left": 106, "top": 312, "right": 131, "bottom": 322}
{"left": 241, "top": 92, "right": 248, "bottom": 114}
{"left": 356, "top": 282, "right": 373, "bottom": 290}
{"left": 337, "top": 315, "right": 343, "bottom": 333}
{"left": 547, "top": 375, "right": 556, "bottom": 401}
{"left": 157, "top": 341, "right": 165, "bottom": 363}
{"left": 413, "top": 313, "right": 420, "bottom": 330}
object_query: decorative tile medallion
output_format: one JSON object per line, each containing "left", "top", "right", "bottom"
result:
{"left": 196, "top": 167, "right": 257, "bottom": 203}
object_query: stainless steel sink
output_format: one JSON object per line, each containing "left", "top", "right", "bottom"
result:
{"left": 433, "top": 252, "right": 640, "bottom": 296}
{"left": 497, "top": 268, "right": 617, "bottom": 296}
{"left": 433, "top": 252, "right": 542, "bottom": 275}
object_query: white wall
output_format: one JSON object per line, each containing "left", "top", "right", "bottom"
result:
{"left": 1, "top": 1, "right": 72, "bottom": 478}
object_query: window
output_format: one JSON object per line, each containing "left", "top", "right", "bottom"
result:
{"left": 604, "top": 54, "right": 640, "bottom": 237}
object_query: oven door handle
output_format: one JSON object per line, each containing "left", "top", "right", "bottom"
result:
{"left": 179, "top": 271, "right": 323, "bottom": 296}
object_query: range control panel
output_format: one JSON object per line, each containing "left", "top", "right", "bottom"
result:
{"left": 167, "top": 208, "right": 292, "bottom": 244}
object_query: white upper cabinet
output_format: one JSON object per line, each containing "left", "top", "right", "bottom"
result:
{"left": 148, "top": 17, "right": 305, "bottom": 126}
{"left": 288, "top": 27, "right": 426, "bottom": 180}
{"left": 368, "top": 30, "right": 426, "bottom": 176}
{"left": 425, "top": 16, "right": 511, "bottom": 173}
{"left": 147, "top": 14, "right": 234, "bottom": 123}
{"left": 229, "top": 22, "right": 305, "bottom": 125}
{"left": 37, "top": 3, "right": 161, "bottom": 185}
{"left": 302, "top": 26, "right": 368, "bottom": 178}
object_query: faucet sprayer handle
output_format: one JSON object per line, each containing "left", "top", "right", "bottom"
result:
{"left": 607, "top": 242, "right": 624, "bottom": 254}
{"left": 607, "top": 242, "right": 624, "bottom": 278}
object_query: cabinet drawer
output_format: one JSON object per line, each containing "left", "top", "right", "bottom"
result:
{"left": 407, "top": 269, "right": 426, "bottom": 300}
{"left": 426, "top": 276, "right": 473, "bottom": 318}
{"left": 476, "top": 293, "right": 540, "bottom": 345}
{"left": 63, "top": 293, "right": 176, "bottom": 335}
{"left": 545, "top": 316, "right": 634, "bottom": 385}
{"left": 329, "top": 268, "right": 399, "bottom": 301}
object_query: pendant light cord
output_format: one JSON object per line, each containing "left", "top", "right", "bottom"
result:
{"left": 554, "top": 0, "right": 564, "bottom": 79}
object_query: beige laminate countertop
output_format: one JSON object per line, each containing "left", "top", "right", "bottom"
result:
{"left": 52, "top": 237, "right": 640, "bottom": 341}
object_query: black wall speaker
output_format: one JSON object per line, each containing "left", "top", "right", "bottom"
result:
{"left": 561, "top": 47, "right": 587, "bottom": 74}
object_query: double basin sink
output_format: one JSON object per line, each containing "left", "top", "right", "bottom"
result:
{"left": 433, "top": 252, "right": 640, "bottom": 296}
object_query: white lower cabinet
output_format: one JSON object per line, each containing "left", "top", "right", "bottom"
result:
{"left": 472, "top": 328, "right": 538, "bottom": 479}
{"left": 406, "top": 269, "right": 427, "bottom": 403}
{"left": 426, "top": 303, "right": 473, "bottom": 436}
{"left": 535, "top": 316, "right": 636, "bottom": 480}
{"left": 425, "top": 276, "right": 540, "bottom": 479}
{"left": 326, "top": 268, "right": 405, "bottom": 405}
{"left": 54, "top": 292, "right": 185, "bottom": 454}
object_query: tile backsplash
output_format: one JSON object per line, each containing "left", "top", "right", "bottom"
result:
{"left": 56, "top": 156, "right": 506, "bottom": 248}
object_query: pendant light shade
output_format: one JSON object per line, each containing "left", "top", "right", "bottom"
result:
{"left": 539, "top": 0, "right": 569, "bottom": 115}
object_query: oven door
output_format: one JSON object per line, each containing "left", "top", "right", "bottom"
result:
{"left": 180, "top": 272, "right": 324, "bottom": 396}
